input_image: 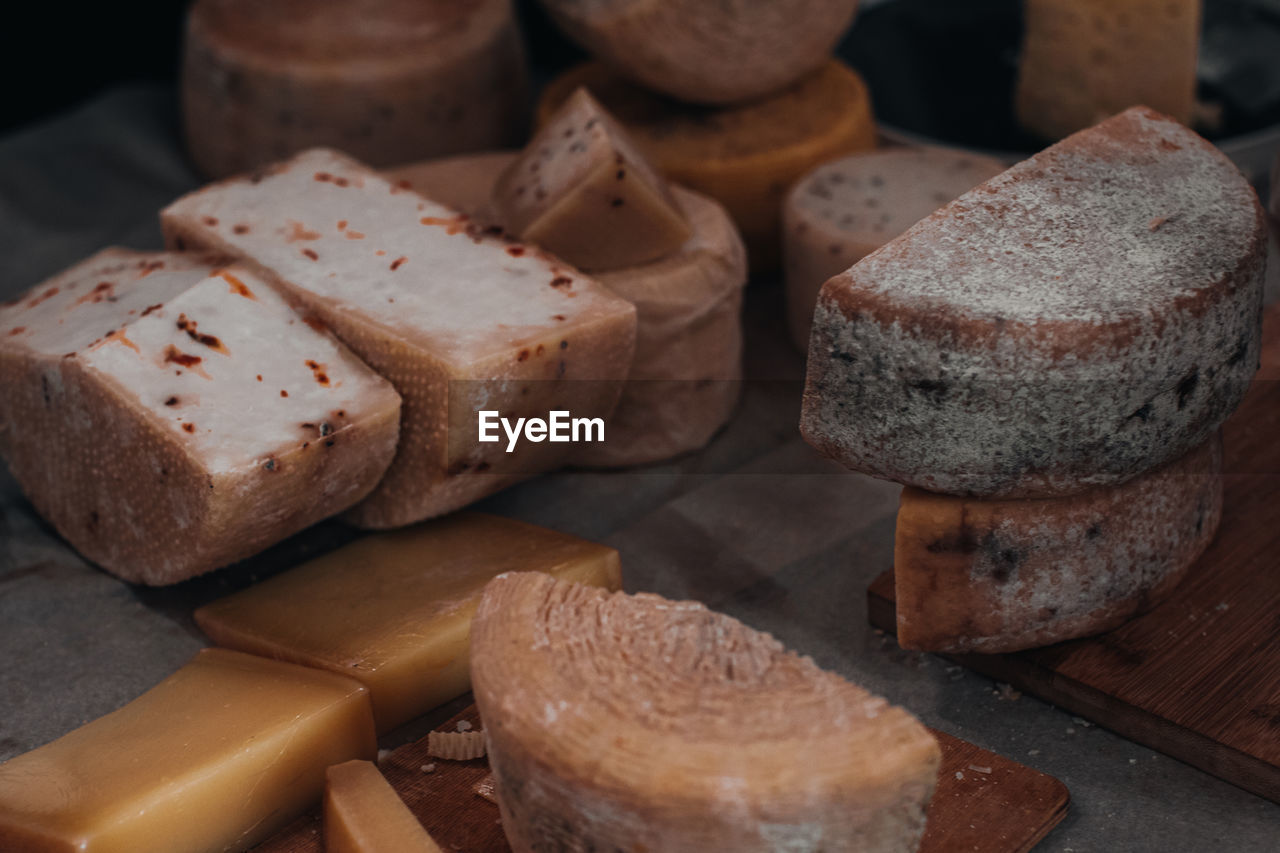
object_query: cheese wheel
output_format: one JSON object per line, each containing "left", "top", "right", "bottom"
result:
{"left": 538, "top": 0, "right": 858, "bottom": 105}
{"left": 895, "top": 434, "right": 1222, "bottom": 654}
{"left": 536, "top": 60, "right": 877, "bottom": 271}
{"left": 162, "top": 149, "right": 637, "bottom": 529}
{"left": 802, "top": 108, "right": 1266, "bottom": 499}
{"left": 1015, "top": 0, "right": 1200, "bottom": 140}
{"left": 784, "top": 148, "right": 1006, "bottom": 350}
{"left": 0, "top": 249, "right": 401, "bottom": 584}
{"left": 182, "top": 0, "right": 529, "bottom": 179}
{"left": 471, "top": 572, "right": 940, "bottom": 853}
{"left": 493, "top": 88, "right": 691, "bottom": 271}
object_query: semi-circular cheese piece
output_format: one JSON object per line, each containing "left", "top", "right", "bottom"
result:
{"left": 536, "top": 60, "right": 877, "bottom": 271}
{"left": 895, "top": 433, "right": 1223, "bottom": 654}
{"left": 784, "top": 148, "right": 1006, "bottom": 350}
{"left": 538, "top": 0, "right": 858, "bottom": 105}
{"left": 182, "top": 0, "right": 529, "bottom": 179}
{"left": 802, "top": 107, "right": 1266, "bottom": 499}
{"left": 471, "top": 572, "right": 940, "bottom": 853}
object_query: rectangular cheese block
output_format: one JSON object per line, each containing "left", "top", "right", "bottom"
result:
{"left": 0, "top": 248, "right": 401, "bottom": 584}
{"left": 0, "top": 648, "right": 377, "bottom": 853}
{"left": 325, "top": 761, "right": 442, "bottom": 853}
{"left": 161, "top": 148, "right": 638, "bottom": 528}
{"left": 194, "top": 512, "right": 622, "bottom": 733}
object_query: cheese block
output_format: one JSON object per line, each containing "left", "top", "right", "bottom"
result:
{"left": 471, "top": 572, "right": 941, "bottom": 853}
{"left": 493, "top": 88, "right": 691, "bottom": 271}
{"left": 539, "top": 0, "right": 858, "bottom": 105}
{"left": 896, "top": 434, "right": 1222, "bottom": 654}
{"left": 784, "top": 148, "right": 1007, "bottom": 350}
{"left": 0, "top": 249, "right": 400, "bottom": 584}
{"left": 181, "top": 0, "right": 529, "bottom": 179}
{"left": 1015, "top": 0, "right": 1200, "bottom": 140}
{"left": 195, "top": 513, "right": 622, "bottom": 733}
{"left": 536, "top": 60, "right": 877, "bottom": 271}
{"left": 325, "top": 761, "right": 441, "bottom": 853}
{"left": 161, "top": 149, "right": 638, "bottom": 528}
{"left": 0, "top": 648, "right": 376, "bottom": 853}
{"left": 383, "top": 151, "right": 517, "bottom": 226}
{"left": 802, "top": 108, "right": 1266, "bottom": 499}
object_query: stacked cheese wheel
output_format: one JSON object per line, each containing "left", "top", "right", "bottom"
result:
{"left": 801, "top": 108, "right": 1267, "bottom": 653}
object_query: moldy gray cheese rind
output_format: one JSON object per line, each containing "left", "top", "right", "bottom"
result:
{"left": 801, "top": 107, "right": 1266, "bottom": 499}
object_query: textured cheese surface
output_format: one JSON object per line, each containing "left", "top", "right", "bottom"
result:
{"left": 325, "top": 761, "right": 442, "bottom": 853}
{"left": 472, "top": 572, "right": 940, "bottom": 852}
{"left": 803, "top": 108, "right": 1266, "bottom": 498}
{"left": 0, "top": 649, "right": 376, "bottom": 853}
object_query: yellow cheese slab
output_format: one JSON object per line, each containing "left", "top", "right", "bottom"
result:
{"left": 195, "top": 513, "right": 622, "bottom": 733}
{"left": 325, "top": 761, "right": 441, "bottom": 853}
{"left": 0, "top": 648, "right": 376, "bottom": 853}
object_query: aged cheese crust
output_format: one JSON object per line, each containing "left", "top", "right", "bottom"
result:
{"left": 784, "top": 149, "right": 1006, "bottom": 350}
{"left": 182, "top": 0, "right": 528, "bottom": 179}
{"left": 161, "top": 149, "right": 637, "bottom": 528}
{"left": 536, "top": 60, "right": 876, "bottom": 271}
{"left": 802, "top": 108, "right": 1266, "bottom": 499}
{"left": 471, "top": 572, "right": 940, "bottom": 853}
{"left": 895, "top": 434, "right": 1223, "bottom": 654}
{"left": 0, "top": 249, "right": 400, "bottom": 584}
{"left": 539, "top": 0, "right": 858, "bottom": 105}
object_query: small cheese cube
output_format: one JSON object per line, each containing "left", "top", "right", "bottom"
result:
{"left": 325, "top": 761, "right": 441, "bottom": 853}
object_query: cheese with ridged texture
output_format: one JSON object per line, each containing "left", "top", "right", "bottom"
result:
{"left": 802, "top": 108, "right": 1265, "bottom": 499}
{"left": 161, "top": 149, "right": 637, "bottom": 528}
{"left": 325, "top": 761, "right": 442, "bottom": 853}
{"left": 0, "top": 249, "right": 400, "bottom": 584}
{"left": 471, "top": 572, "right": 940, "bottom": 853}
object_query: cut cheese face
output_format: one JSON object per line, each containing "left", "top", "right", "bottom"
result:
{"left": 1015, "top": 0, "right": 1200, "bottom": 140}
{"left": 471, "top": 572, "right": 941, "bottom": 853}
{"left": 0, "top": 249, "right": 401, "bottom": 584}
{"left": 0, "top": 648, "right": 376, "bottom": 853}
{"left": 895, "top": 435, "right": 1223, "bottom": 653}
{"left": 494, "top": 88, "right": 691, "bottom": 271}
{"left": 194, "top": 512, "right": 622, "bottom": 733}
{"left": 161, "top": 149, "right": 638, "bottom": 528}
{"left": 536, "top": 60, "right": 877, "bottom": 271}
{"left": 803, "top": 107, "right": 1266, "bottom": 499}
{"left": 182, "top": 0, "right": 529, "bottom": 178}
{"left": 324, "top": 761, "right": 441, "bottom": 853}
{"left": 784, "top": 148, "right": 1006, "bottom": 350}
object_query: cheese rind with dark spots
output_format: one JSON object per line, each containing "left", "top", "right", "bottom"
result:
{"left": 0, "top": 249, "right": 401, "bottom": 584}
{"left": 802, "top": 108, "right": 1266, "bottom": 499}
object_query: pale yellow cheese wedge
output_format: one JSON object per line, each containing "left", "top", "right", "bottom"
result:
{"left": 325, "top": 760, "right": 441, "bottom": 853}
{"left": 195, "top": 513, "right": 622, "bottom": 733}
{"left": 0, "top": 648, "right": 377, "bottom": 853}
{"left": 493, "top": 88, "right": 691, "bottom": 271}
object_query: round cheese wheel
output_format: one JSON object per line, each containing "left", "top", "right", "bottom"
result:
{"left": 182, "top": 0, "right": 529, "bottom": 179}
{"left": 536, "top": 60, "right": 877, "bottom": 272}
{"left": 471, "top": 572, "right": 941, "bottom": 853}
{"left": 895, "top": 433, "right": 1223, "bottom": 654}
{"left": 802, "top": 107, "right": 1266, "bottom": 499}
{"left": 538, "top": 0, "right": 859, "bottom": 105}
{"left": 784, "top": 148, "right": 1006, "bottom": 350}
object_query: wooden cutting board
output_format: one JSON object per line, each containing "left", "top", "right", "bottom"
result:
{"left": 257, "top": 705, "right": 1068, "bottom": 853}
{"left": 869, "top": 304, "right": 1280, "bottom": 805}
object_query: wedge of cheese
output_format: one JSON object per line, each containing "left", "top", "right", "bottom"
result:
{"left": 896, "top": 434, "right": 1222, "bottom": 654}
{"left": 536, "top": 60, "right": 877, "bottom": 271}
{"left": 195, "top": 513, "right": 622, "bottom": 733}
{"left": 162, "top": 149, "right": 638, "bottom": 528}
{"left": 325, "top": 761, "right": 441, "bottom": 853}
{"left": 182, "top": 0, "right": 529, "bottom": 179}
{"left": 1015, "top": 0, "right": 1200, "bottom": 140}
{"left": 784, "top": 148, "right": 1006, "bottom": 350}
{"left": 493, "top": 88, "right": 691, "bottom": 271}
{"left": 0, "top": 249, "right": 400, "bottom": 584}
{"left": 539, "top": 0, "right": 858, "bottom": 105}
{"left": 471, "top": 572, "right": 941, "bottom": 853}
{"left": 0, "top": 648, "right": 376, "bottom": 853}
{"left": 803, "top": 108, "right": 1266, "bottom": 499}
